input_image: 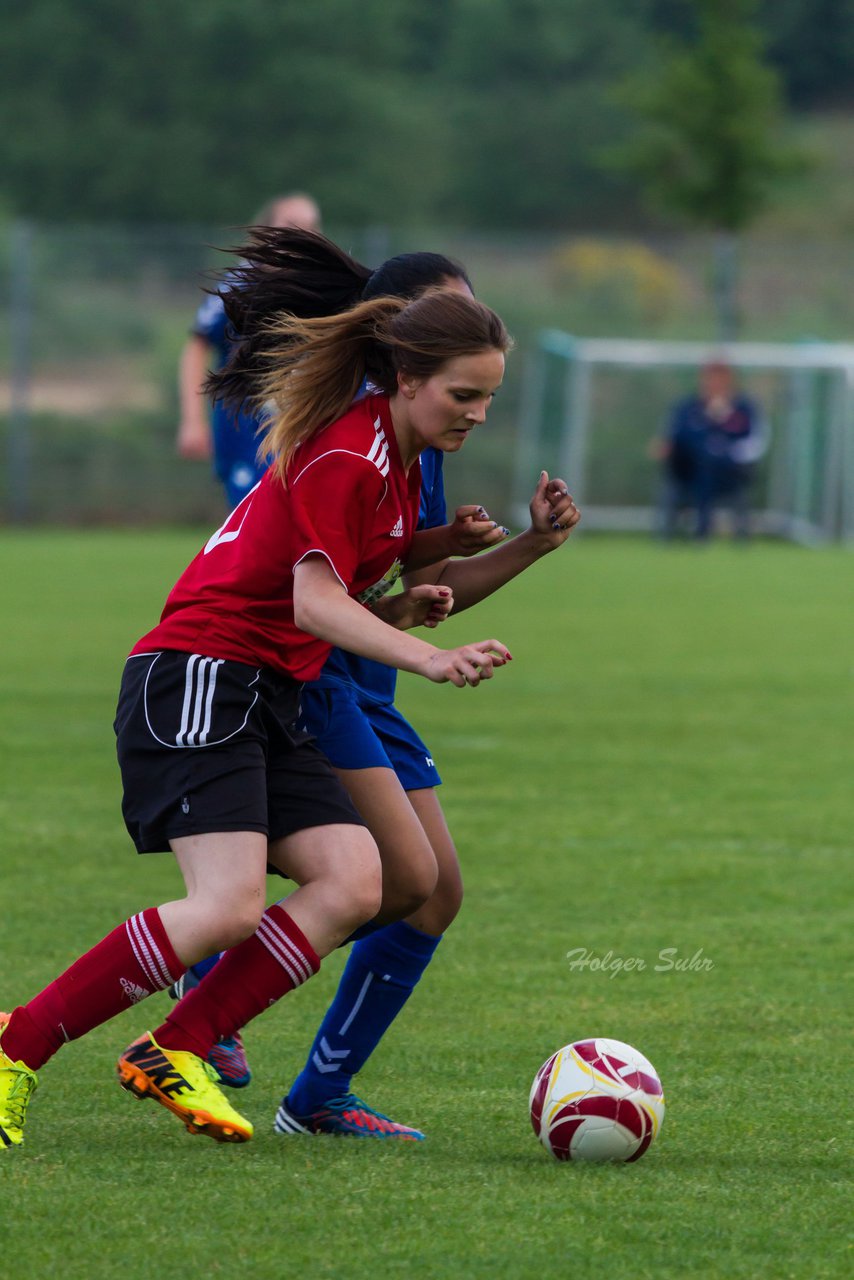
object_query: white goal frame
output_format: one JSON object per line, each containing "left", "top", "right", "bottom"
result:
{"left": 513, "top": 331, "right": 854, "bottom": 544}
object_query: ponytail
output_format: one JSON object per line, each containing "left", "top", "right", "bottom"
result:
{"left": 205, "top": 228, "right": 372, "bottom": 410}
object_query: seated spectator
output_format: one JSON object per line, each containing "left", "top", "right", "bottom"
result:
{"left": 655, "top": 361, "right": 768, "bottom": 540}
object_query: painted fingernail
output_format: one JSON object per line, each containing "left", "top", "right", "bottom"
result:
{"left": 501, "top": 527, "right": 510, "bottom": 536}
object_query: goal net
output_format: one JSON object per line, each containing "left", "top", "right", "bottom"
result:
{"left": 512, "top": 332, "right": 854, "bottom": 543}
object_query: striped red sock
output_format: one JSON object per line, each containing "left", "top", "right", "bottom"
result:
{"left": 1, "top": 909, "right": 183, "bottom": 1071}
{"left": 155, "top": 904, "right": 319, "bottom": 1058}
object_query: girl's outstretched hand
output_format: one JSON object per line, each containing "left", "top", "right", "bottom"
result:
{"left": 529, "top": 470, "right": 581, "bottom": 546}
{"left": 446, "top": 504, "right": 510, "bottom": 556}
{"left": 420, "top": 640, "right": 512, "bottom": 687}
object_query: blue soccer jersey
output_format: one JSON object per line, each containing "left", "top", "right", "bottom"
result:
{"left": 193, "top": 288, "right": 269, "bottom": 507}
{"left": 298, "top": 447, "right": 447, "bottom": 788}
{"left": 314, "top": 448, "right": 447, "bottom": 704}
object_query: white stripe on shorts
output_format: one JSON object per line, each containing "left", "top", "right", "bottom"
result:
{"left": 176, "top": 655, "right": 225, "bottom": 746}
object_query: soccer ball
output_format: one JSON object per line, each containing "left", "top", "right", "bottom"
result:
{"left": 529, "top": 1037, "right": 665, "bottom": 1163}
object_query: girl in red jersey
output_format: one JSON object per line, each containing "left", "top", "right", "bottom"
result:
{"left": 0, "top": 290, "right": 521, "bottom": 1150}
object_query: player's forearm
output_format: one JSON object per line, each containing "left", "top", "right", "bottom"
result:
{"left": 178, "top": 337, "right": 212, "bottom": 425}
{"left": 404, "top": 526, "right": 458, "bottom": 572}
{"left": 294, "top": 578, "right": 439, "bottom": 674}
{"left": 430, "top": 527, "right": 556, "bottom": 613}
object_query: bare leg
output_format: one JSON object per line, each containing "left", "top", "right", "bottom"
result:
{"left": 333, "top": 766, "right": 439, "bottom": 921}
{"left": 405, "top": 788, "right": 463, "bottom": 935}
{"left": 162, "top": 830, "right": 270, "bottom": 963}
{"left": 266, "top": 822, "right": 384, "bottom": 957}
{"left": 279, "top": 786, "right": 463, "bottom": 1129}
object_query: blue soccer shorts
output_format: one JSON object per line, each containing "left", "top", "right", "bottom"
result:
{"left": 298, "top": 684, "right": 442, "bottom": 792}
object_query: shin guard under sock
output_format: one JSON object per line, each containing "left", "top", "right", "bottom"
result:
{"left": 1, "top": 909, "right": 183, "bottom": 1070}
{"left": 154, "top": 904, "right": 319, "bottom": 1059}
{"left": 288, "top": 920, "right": 440, "bottom": 1113}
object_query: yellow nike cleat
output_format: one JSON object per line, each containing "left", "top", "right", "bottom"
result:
{"left": 117, "top": 1031, "right": 253, "bottom": 1143}
{"left": 0, "top": 1013, "right": 39, "bottom": 1149}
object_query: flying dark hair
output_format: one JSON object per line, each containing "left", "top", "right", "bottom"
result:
{"left": 205, "top": 228, "right": 472, "bottom": 410}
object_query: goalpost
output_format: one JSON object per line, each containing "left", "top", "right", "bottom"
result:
{"left": 513, "top": 331, "right": 854, "bottom": 544}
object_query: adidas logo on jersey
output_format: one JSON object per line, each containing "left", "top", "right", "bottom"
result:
{"left": 120, "top": 976, "right": 151, "bottom": 1004}
{"left": 390, "top": 515, "right": 404, "bottom": 538}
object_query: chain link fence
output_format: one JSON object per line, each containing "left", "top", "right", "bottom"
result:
{"left": 3, "top": 221, "right": 854, "bottom": 528}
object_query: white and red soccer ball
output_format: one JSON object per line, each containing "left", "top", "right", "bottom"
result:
{"left": 530, "top": 1038, "right": 665, "bottom": 1163}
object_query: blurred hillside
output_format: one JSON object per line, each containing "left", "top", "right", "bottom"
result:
{"left": 753, "top": 114, "right": 854, "bottom": 237}
{"left": 1, "top": 0, "right": 852, "bottom": 233}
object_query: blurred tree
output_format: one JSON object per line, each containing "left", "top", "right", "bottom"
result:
{"left": 433, "top": 0, "right": 654, "bottom": 229}
{"left": 610, "top": 0, "right": 804, "bottom": 337}
{"left": 0, "top": 0, "right": 657, "bottom": 229}
{"left": 0, "top": 0, "right": 838, "bottom": 232}
{"left": 759, "top": 0, "right": 854, "bottom": 108}
{"left": 0, "top": 0, "right": 432, "bottom": 225}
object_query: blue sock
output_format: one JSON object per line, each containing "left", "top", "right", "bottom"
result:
{"left": 342, "top": 920, "right": 383, "bottom": 944}
{"left": 189, "top": 952, "right": 222, "bottom": 982}
{"left": 287, "top": 921, "right": 441, "bottom": 1114}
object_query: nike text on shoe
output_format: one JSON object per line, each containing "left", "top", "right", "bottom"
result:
{"left": 116, "top": 1031, "right": 253, "bottom": 1143}
{"left": 274, "top": 1093, "right": 424, "bottom": 1141}
{"left": 0, "top": 1013, "right": 39, "bottom": 1149}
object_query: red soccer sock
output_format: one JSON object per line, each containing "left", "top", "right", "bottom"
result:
{"left": 154, "top": 904, "right": 319, "bottom": 1058}
{"left": 1, "top": 909, "right": 183, "bottom": 1071}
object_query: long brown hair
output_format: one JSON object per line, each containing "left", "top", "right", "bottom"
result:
{"left": 258, "top": 288, "right": 511, "bottom": 479}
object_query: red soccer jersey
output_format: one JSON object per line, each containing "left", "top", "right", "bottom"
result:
{"left": 131, "top": 395, "right": 422, "bottom": 680}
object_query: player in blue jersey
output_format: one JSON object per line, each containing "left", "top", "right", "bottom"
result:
{"left": 176, "top": 192, "right": 321, "bottom": 509}
{"left": 277, "top": 466, "right": 573, "bottom": 1141}
{"left": 174, "top": 228, "right": 580, "bottom": 1126}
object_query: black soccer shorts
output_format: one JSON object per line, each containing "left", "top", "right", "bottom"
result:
{"left": 114, "top": 650, "right": 364, "bottom": 854}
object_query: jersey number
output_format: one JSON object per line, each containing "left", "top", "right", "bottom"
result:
{"left": 203, "top": 483, "right": 260, "bottom": 555}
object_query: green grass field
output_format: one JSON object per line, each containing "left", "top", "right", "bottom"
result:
{"left": 1, "top": 530, "right": 851, "bottom": 1278}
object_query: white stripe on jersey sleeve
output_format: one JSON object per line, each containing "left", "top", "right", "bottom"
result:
{"left": 288, "top": 441, "right": 391, "bottom": 489}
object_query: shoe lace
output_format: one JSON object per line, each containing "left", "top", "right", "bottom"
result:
{"left": 4, "top": 1068, "right": 36, "bottom": 1127}
{"left": 334, "top": 1094, "right": 389, "bottom": 1120}
{"left": 174, "top": 1049, "right": 225, "bottom": 1092}
{"left": 332, "top": 1094, "right": 422, "bottom": 1135}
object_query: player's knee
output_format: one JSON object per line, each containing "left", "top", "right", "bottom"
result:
{"left": 218, "top": 906, "right": 266, "bottom": 949}
{"left": 196, "top": 891, "right": 265, "bottom": 951}
{"left": 406, "top": 863, "right": 463, "bottom": 934}
{"left": 434, "top": 877, "right": 464, "bottom": 929}
{"left": 341, "top": 853, "right": 384, "bottom": 926}
{"left": 402, "top": 861, "right": 440, "bottom": 916}
{"left": 330, "top": 832, "right": 384, "bottom": 925}
{"left": 380, "top": 846, "right": 439, "bottom": 920}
